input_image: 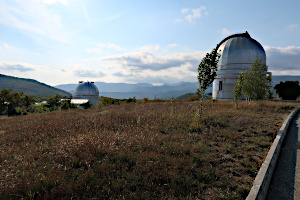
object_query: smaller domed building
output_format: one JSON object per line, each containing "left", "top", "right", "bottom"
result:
{"left": 73, "top": 81, "right": 101, "bottom": 107}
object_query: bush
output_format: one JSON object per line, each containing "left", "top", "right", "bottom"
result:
{"left": 28, "top": 104, "right": 50, "bottom": 113}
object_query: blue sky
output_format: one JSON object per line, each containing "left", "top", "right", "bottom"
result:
{"left": 0, "top": 0, "right": 300, "bottom": 86}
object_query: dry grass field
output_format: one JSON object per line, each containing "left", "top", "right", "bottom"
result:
{"left": 0, "top": 100, "right": 298, "bottom": 199}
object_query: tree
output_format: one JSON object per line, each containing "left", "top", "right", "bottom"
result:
{"left": 234, "top": 58, "right": 272, "bottom": 102}
{"left": 274, "top": 81, "right": 300, "bottom": 100}
{"left": 0, "top": 89, "right": 13, "bottom": 114}
{"left": 0, "top": 89, "right": 36, "bottom": 115}
{"left": 27, "top": 104, "right": 50, "bottom": 113}
{"left": 47, "top": 94, "right": 62, "bottom": 111}
{"left": 197, "top": 47, "right": 220, "bottom": 117}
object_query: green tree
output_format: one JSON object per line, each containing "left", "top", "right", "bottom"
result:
{"left": 0, "top": 89, "right": 13, "bottom": 114}
{"left": 274, "top": 81, "right": 300, "bottom": 100}
{"left": 0, "top": 89, "right": 36, "bottom": 115}
{"left": 61, "top": 100, "right": 70, "bottom": 110}
{"left": 13, "top": 92, "right": 36, "bottom": 115}
{"left": 27, "top": 104, "right": 50, "bottom": 113}
{"left": 197, "top": 47, "right": 220, "bottom": 118}
{"left": 61, "top": 100, "right": 78, "bottom": 110}
{"left": 234, "top": 58, "right": 272, "bottom": 102}
{"left": 47, "top": 94, "right": 62, "bottom": 111}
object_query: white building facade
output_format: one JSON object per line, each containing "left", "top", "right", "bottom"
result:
{"left": 212, "top": 32, "right": 267, "bottom": 100}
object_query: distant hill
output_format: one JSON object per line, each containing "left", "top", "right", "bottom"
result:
{"left": 57, "top": 82, "right": 153, "bottom": 94}
{"left": 0, "top": 74, "right": 71, "bottom": 97}
{"left": 55, "top": 82, "right": 201, "bottom": 100}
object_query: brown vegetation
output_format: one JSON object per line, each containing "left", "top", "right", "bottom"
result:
{"left": 0, "top": 100, "right": 298, "bottom": 199}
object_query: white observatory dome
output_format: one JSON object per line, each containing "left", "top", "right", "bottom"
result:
{"left": 74, "top": 81, "right": 99, "bottom": 97}
{"left": 212, "top": 32, "right": 267, "bottom": 100}
{"left": 217, "top": 31, "right": 266, "bottom": 75}
{"left": 73, "top": 81, "right": 100, "bottom": 107}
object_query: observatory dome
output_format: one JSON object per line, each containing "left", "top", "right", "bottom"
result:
{"left": 73, "top": 81, "right": 99, "bottom": 97}
{"left": 217, "top": 31, "right": 266, "bottom": 73}
{"left": 73, "top": 81, "right": 100, "bottom": 107}
{"left": 212, "top": 32, "right": 268, "bottom": 100}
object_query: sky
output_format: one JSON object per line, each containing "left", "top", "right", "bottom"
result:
{"left": 0, "top": 0, "right": 300, "bottom": 86}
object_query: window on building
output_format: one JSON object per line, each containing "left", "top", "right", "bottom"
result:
{"left": 219, "top": 81, "right": 223, "bottom": 91}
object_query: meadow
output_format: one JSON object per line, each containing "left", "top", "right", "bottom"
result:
{"left": 0, "top": 100, "right": 298, "bottom": 199}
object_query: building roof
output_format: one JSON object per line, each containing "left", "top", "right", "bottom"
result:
{"left": 71, "top": 99, "right": 89, "bottom": 105}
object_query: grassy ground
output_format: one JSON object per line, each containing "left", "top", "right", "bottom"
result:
{"left": 0, "top": 100, "right": 298, "bottom": 199}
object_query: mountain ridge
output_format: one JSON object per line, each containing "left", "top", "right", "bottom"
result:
{"left": 55, "top": 75, "right": 300, "bottom": 100}
{"left": 1, "top": 74, "right": 298, "bottom": 100}
{"left": 0, "top": 74, "right": 71, "bottom": 97}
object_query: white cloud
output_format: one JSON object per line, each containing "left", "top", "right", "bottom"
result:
{"left": 191, "top": 7, "right": 204, "bottom": 18}
{"left": 185, "top": 15, "right": 193, "bottom": 23}
{"left": 3, "top": 43, "right": 11, "bottom": 49}
{"left": 287, "top": 24, "right": 298, "bottom": 31}
{"left": 264, "top": 46, "right": 300, "bottom": 75}
{"left": 218, "top": 28, "right": 231, "bottom": 35}
{"left": 0, "top": 62, "right": 36, "bottom": 72}
{"left": 154, "top": 45, "right": 160, "bottom": 51}
{"left": 124, "top": 61, "right": 198, "bottom": 84}
{"left": 113, "top": 72, "right": 130, "bottom": 77}
{"left": 99, "top": 51, "right": 206, "bottom": 71}
{"left": 95, "top": 45, "right": 300, "bottom": 83}
{"left": 4, "top": 45, "right": 300, "bottom": 86}
{"left": 178, "top": 6, "right": 207, "bottom": 23}
{"left": 74, "top": 69, "right": 105, "bottom": 78}
{"left": 0, "top": 60, "right": 108, "bottom": 85}
{"left": 264, "top": 46, "right": 300, "bottom": 55}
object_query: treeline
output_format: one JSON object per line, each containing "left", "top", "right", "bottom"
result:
{"left": 2, "top": 80, "right": 298, "bottom": 116}
{"left": 99, "top": 96, "right": 168, "bottom": 106}
{"left": 0, "top": 89, "right": 171, "bottom": 116}
{"left": 0, "top": 89, "right": 73, "bottom": 116}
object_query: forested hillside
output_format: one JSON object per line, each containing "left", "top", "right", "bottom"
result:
{"left": 0, "top": 74, "right": 71, "bottom": 97}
